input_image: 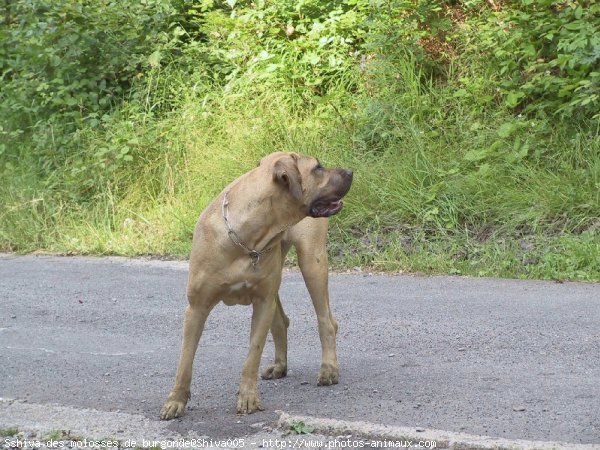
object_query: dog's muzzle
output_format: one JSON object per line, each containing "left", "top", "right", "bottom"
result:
{"left": 309, "top": 169, "right": 353, "bottom": 218}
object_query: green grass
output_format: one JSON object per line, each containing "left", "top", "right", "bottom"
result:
{"left": 43, "top": 430, "right": 64, "bottom": 441}
{"left": 1, "top": 56, "right": 598, "bottom": 282}
{"left": 289, "top": 420, "right": 315, "bottom": 435}
{"left": 0, "top": 427, "right": 19, "bottom": 437}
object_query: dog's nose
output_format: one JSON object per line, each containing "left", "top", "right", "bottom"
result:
{"left": 344, "top": 169, "right": 353, "bottom": 179}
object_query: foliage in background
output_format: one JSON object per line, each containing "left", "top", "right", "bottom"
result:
{"left": 473, "top": 0, "right": 600, "bottom": 118}
{"left": 0, "top": 0, "right": 599, "bottom": 281}
{"left": 178, "top": 0, "right": 370, "bottom": 94}
{"left": 0, "top": 0, "right": 188, "bottom": 205}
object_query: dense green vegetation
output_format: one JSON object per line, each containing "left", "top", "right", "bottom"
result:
{"left": 1, "top": 0, "right": 599, "bottom": 280}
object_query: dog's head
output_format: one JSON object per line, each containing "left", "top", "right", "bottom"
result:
{"left": 260, "top": 152, "right": 353, "bottom": 218}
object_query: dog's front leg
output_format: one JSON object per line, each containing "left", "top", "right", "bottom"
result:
{"left": 297, "top": 241, "right": 340, "bottom": 386}
{"left": 161, "top": 302, "right": 214, "bottom": 420}
{"left": 237, "top": 296, "right": 276, "bottom": 414}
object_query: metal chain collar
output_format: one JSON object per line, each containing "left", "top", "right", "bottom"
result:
{"left": 221, "top": 191, "right": 273, "bottom": 269}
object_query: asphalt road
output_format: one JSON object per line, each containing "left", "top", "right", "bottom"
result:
{"left": 1, "top": 255, "right": 599, "bottom": 445}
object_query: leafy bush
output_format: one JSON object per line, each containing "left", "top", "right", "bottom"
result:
{"left": 366, "top": 0, "right": 460, "bottom": 75}
{"left": 366, "top": 0, "right": 599, "bottom": 119}
{"left": 0, "top": 0, "right": 181, "bottom": 170}
{"left": 177, "top": 0, "right": 370, "bottom": 96}
{"left": 471, "top": 0, "right": 600, "bottom": 118}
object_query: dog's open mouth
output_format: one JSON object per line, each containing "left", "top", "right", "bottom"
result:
{"left": 310, "top": 198, "right": 344, "bottom": 218}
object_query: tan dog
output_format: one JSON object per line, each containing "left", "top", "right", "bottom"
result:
{"left": 160, "top": 152, "right": 353, "bottom": 418}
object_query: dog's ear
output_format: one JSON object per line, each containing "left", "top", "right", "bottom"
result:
{"left": 273, "top": 155, "right": 303, "bottom": 201}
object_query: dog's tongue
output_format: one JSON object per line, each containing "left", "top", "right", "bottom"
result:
{"left": 312, "top": 200, "right": 343, "bottom": 217}
{"left": 328, "top": 200, "right": 342, "bottom": 213}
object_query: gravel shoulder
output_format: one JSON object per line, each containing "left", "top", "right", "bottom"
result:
{"left": 2, "top": 399, "right": 597, "bottom": 450}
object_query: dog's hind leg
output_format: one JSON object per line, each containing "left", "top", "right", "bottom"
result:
{"left": 261, "top": 294, "right": 289, "bottom": 380}
{"left": 262, "top": 241, "right": 292, "bottom": 381}
{"left": 237, "top": 296, "right": 277, "bottom": 414}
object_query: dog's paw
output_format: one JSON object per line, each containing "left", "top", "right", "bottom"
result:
{"left": 317, "top": 363, "right": 339, "bottom": 386}
{"left": 160, "top": 390, "right": 189, "bottom": 420}
{"left": 261, "top": 363, "right": 287, "bottom": 380}
{"left": 236, "top": 389, "right": 263, "bottom": 415}
{"left": 160, "top": 399, "right": 187, "bottom": 420}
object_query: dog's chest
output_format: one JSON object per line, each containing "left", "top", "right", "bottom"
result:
{"left": 222, "top": 280, "right": 259, "bottom": 306}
